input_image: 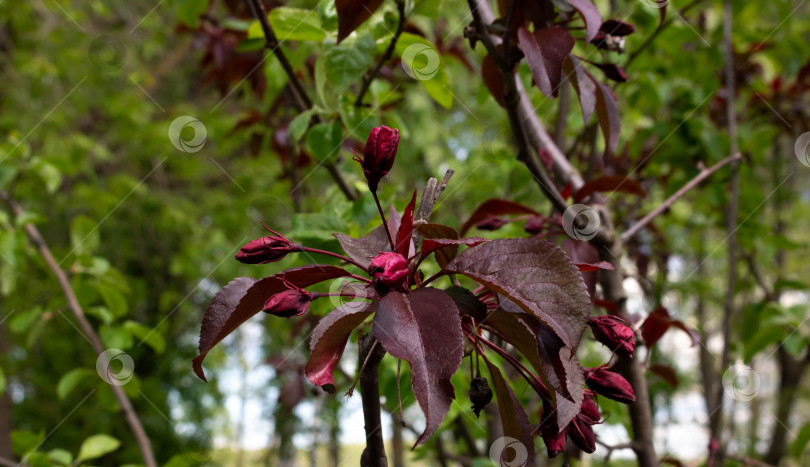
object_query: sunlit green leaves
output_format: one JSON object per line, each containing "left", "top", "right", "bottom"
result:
{"left": 306, "top": 120, "right": 343, "bottom": 162}
{"left": 394, "top": 33, "right": 452, "bottom": 109}
{"left": 56, "top": 368, "right": 95, "bottom": 400}
{"left": 76, "top": 434, "right": 120, "bottom": 462}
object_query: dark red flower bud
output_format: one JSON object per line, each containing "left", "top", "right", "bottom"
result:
{"left": 476, "top": 217, "right": 507, "bottom": 231}
{"left": 600, "top": 19, "right": 636, "bottom": 36}
{"left": 539, "top": 402, "right": 566, "bottom": 458}
{"left": 579, "top": 395, "right": 601, "bottom": 424}
{"left": 263, "top": 288, "right": 312, "bottom": 318}
{"left": 524, "top": 216, "right": 545, "bottom": 235}
{"left": 235, "top": 228, "right": 303, "bottom": 264}
{"left": 593, "top": 63, "right": 629, "bottom": 83}
{"left": 369, "top": 252, "right": 409, "bottom": 287}
{"left": 588, "top": 315, "right": 635, "bottom": 358}
{"left": 354, "top": 125, "right": 399, "bottom": 193}
{"left": 568, "top": 415, "right": 596, "bottom": 453}
{"left": 468, "top": 376, "right": 493, "bottom": 417}
{"left": 586, "top": 368, "right": 636, "bottom": 403}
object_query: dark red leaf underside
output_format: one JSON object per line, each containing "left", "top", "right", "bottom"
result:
{"left": 335, "top": 0, "right": 384, "bottom": 43}
{"left": 334, "top": 206, "right": 401, "bottom": 269}
{"left": 460, "top": 199, "right": 538, "bottom": 236}
{"left": 445, "top": 238, "right": 591, "bottom": 349}
{"left": 417, "top": 223, "right": 460, "bottom": 269}
{"left": 518, "top": 26, "right": 575, "bottom": 98}
{"left": 396, "top": 191, "right": 417, "bottom": 257}
{"left": 305, "top": 300, "right": 377, "bottom": 393}
{"left": 573, "top": 174, "right": 647, "bottom": 203}
{"left": 484, "top": 358, "right": 536, "bottom": 465}
{"left": 574, "top": 261, "right": 615, "bottom": 272}
{"left": 373, "top": 288, "right": 463, "bottom": 447}
{"left": 194, "top": 265, "right": 352, "bottom": 381}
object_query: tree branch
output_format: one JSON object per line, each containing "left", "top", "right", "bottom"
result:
{"left": 355, "top": 1, "right": 406, "bottom": 107}
{"left": 358, "top": 332, "right": 388, "bottom": 467}
{"left": 0, "top": 190, "right": 157, "bottom": 467}
{"left": 620, "top": 152, "right": 743, "bottom": 242}
{"left": 243, "top": 0, "right": 359, "bottom": 201}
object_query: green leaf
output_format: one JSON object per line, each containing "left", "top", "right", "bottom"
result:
{"left": 100, "top": 324, "right": 133, "bottom": 350}
{"left": 791, "top": 422, "right": 810, "bottom": 459}
{"left": 306, "top": 120, "right": 343, "bottom": 161}
{"left": 9, "top": 308, "right": 43, "bottom": 334}
{"left": 325, "top": 33, "right": 376, "bottom": 93}
{"left": 11, "top": 430, "right": 44, "bottom": 456}
{"left": 395, "top": 33, "right": 452, "bottom": 109}
{"left": 124, "top": 320, "right": 166, "bottom": 354}
{"left": 70, "top": 215, "right": 100, "bottom": 256}
{"left": 289, "top": 109, "right": 315, "bottom": 142}
{"left": 414, "top": 0, "right": 442, "bottom": 18}
{"left": 743, "top": 326, "right": 782, "bottom": 362}
{"left": 47, "top": 449, "right": 73, "bottom": 466}
{"left": 173, "top": 0, "right": 208, "bottom": 28}
{"left": 248, "top": 8, "right": 326, "bottom": 42}
{"left": 0, "top": 366, "right": 5, "bottom": 396}
{"left": 34, "top": 161, "right": 62, "bottom": 193}
{"left": 76, "top": 434, "right": 121, "bottom": 462}
{"left": 56, "top": 368, "right": 94, "bottom": 400}
{"left": 85, "top": 306, "right": 115, "bottom": 325}
{"left": 97, "top": 285, "right": 128, "bottom": 317}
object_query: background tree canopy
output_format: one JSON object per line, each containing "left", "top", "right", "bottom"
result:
{"left": 0, "top": 0, "right": 808, "bottom": 466}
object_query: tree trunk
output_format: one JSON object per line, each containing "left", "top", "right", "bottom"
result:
{"left": 764, "top": 348, "right": 805, "bottom": 464}
{"left": 359, "top": 334, "right": 387, "bottom": 467}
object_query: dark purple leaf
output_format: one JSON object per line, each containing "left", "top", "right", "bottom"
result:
{"left": 422, "top": 237, "right": 489, "bottom": 267}
{"left": 483, "top": 358, "right": 536, "bottom": 466}
{"left": 446, "top": 238, "right": 591, "bottom": 349}
{"left": 591, "top": 74, "right": 621, "bottom": 155}
{"left": 444, "top": 286, "right": 487, "bottom": 322}
{"left": 563, "top": 55, "right": 596, "bottom": 125}
{"left": 396, "top": 191, "right": 416, "bottom": 257}
{"left": 600, "top": 19, "right": 636, "bottom": 36}
{"left": 518, "top": 26, "right": 575, "bottom": 98}
{"left": 641, "top": 306, "right": 700, "bottom": 349}
{"left": 373, "top": 288, "right": 463, "bottom": 447}
{"left": 566, "top": 0, "right": 603, "bottom": 43}
{"left": 336, "top": 0, "right": 384, "bottom": 43}
{"left": 334, "top": 206, "right": 401, "bottom": 269}
{"left": 305, "top": 300, "right": 376, "bottom": 393}
{"left": 416, "top": 223, "right": 459, "bottom": 269}
{"left": 460, "top": 199, "right": 538, "bottom": 236}
{"left": 491, "top": 306, "right": 584, "bottom": 428}
{"left": 573, "top": 174, "right": 647, "bottom": 202}
{"left": 482, "top": 53, "right": 506, "bottom": 106}
{"left": 593, "top": 62, "right": 629, "bottom": 83}
{"left": 193, "top": 265, "right": 352, "bottom": 381}
{"left": 649, "top": 363, "right": 679, "bottom": 388}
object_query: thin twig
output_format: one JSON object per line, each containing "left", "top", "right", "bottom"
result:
{"left": 625, "top": 0, "right": 706, "bottom": 68}
{"left": 620, "top": 153, "right": 743, "bottom": 242}
{"left": 0, "top": 190, "right": 157, "bottom": 467}
{"left": 355, "top": 1, "right": 406, "bottom": 107}
{"left": 243, "top": 0, "right": 359, "bottom": 201}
